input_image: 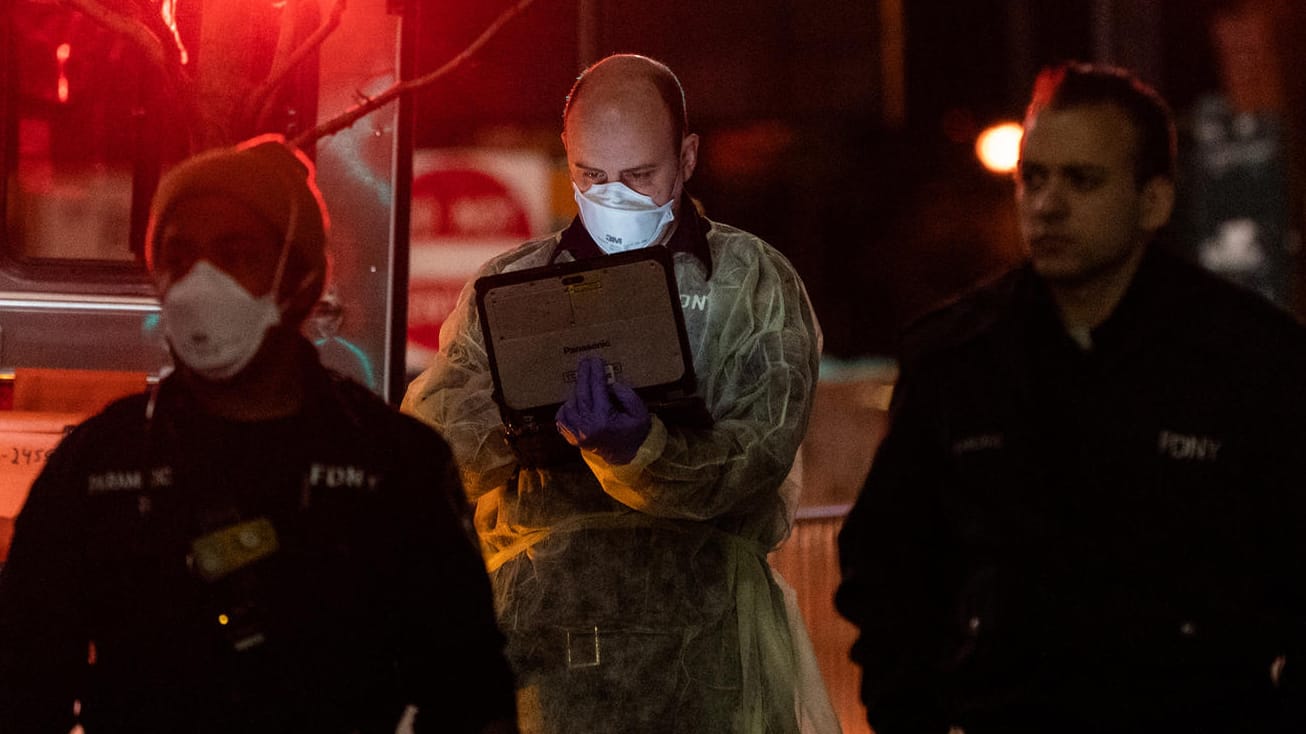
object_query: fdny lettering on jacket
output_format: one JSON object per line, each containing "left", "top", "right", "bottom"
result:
{"left": 1157, "top": 430, "right": 1221, "bottom": 462}
{"left": 308, "top": 463, "right": 382, "bottom": 490}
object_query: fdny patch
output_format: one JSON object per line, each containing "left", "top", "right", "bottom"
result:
{"left": 1157, "top": 430, "right": 1221, "bottom": 462}
{"left": 307, "top": 463, "right": 382, "bottom": 491}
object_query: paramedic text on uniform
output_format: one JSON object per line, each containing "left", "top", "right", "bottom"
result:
{"left": 0, "top": 136, "right": 519, "bottom": 734}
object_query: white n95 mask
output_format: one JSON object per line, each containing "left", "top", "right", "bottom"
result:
{"left": 161, "top": 261, "right": 282, "bottom": 380}
{"left": 573, "top": 181, "right": 675, "bottom": 253}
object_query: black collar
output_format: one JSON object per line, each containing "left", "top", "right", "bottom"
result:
{"left": 551, "top": 193, "right": 714, "bottom": 278}
{"left": 158, "top": 334, "right": 339, "bottom": 423}
{"left": 1019, "top": 245, "right": 1173, "bottom": 357}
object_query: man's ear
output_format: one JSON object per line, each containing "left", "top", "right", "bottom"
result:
{"left": 1140, "top": 176, "right": 1175, "bottom": 233}
{"left": 679, "top": 133, "right": 700, "bottom": 183}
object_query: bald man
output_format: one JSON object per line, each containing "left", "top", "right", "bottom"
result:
{"left": 404, "top": 55, "right": 827, "bottom": 733}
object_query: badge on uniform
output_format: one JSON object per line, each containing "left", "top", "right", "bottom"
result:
{"left": 189, "top": 516, "right": 280, "bottom": 582}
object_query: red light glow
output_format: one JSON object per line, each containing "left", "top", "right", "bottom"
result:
{"left": 56, "top": 43, "right": 71, "bottom": 103}
{"left": 160, "top": 0, "right": 189, "bottom": 65}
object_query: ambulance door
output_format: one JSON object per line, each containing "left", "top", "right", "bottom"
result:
{"left": 0, "top": 0, "right": 411, "bottom": 401}
{"left": 0, "top": 0, "right": 412, "bottom": 555}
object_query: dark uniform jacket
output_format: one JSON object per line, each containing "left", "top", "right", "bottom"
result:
{"left": 836, "top": 247, "right": 1306, "bottom": 734}
{"left": 0, "top": 339, "right": 517, "bottom": 733}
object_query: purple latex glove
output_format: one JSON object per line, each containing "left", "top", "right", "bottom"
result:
{"left": 555, "top": 355, "right": 651, "bottom": 465}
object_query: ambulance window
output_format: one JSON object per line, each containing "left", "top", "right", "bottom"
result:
{"left": 3, "top": 1, "right": 173, "bottom": 271}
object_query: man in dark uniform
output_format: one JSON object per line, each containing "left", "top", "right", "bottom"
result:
{"left": 836, "top": 62, "right": 1306, "bottom": 733}
{"left": 0, "top": 136, "right": 519, "bottom": 733}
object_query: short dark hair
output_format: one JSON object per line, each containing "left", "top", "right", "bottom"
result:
{"left": 563, "top": 54, "right": 688, "bottom": 151}
{"left": 1026, "top": 62, "right": 1176, "bottom": 184}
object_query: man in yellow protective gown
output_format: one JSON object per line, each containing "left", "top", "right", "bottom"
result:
{"left": 403, "top": 54, "right": 832, "bottom": 733}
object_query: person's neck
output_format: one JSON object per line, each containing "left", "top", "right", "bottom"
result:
{"left": 181, "top": 330, "right": 308, "bottom": 421}
{"left": 1045, "top": 246, "right": 1147, "bottom": 346}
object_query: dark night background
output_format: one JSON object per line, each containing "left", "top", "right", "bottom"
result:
{"left": 409, "top": 0, "right": 1304, "bottom": 359}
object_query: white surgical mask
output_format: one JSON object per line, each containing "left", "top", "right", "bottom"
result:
{"left": 161, "top": 261, "right": 282, "bottom": 381}
{"left": 573, "top": 181, "right": 676, "bottom": 253}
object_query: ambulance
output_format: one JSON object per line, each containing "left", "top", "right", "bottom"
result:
{"left": 0, "top": 0, "right": 420, "bottom": 555}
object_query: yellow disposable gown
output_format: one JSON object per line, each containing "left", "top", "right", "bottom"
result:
{"left": 404, "top": 215, "right": 825, "bottom": 734}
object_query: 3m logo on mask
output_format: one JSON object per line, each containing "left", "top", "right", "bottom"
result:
{"left": 573, "top": 181, "right": 675, "bottom": 254}
{"left": 1157, "top": 430, "right": 1221, "bottom": 462}
{"left": 308, "top": 463, "right": 382, "bottom": 490}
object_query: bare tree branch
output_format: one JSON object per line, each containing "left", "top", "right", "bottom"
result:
{"left": 248, "top": 0, "right": 347, "bottom": 133}
{"left": 291, "top": 0, "right": 539, "bottom": 148}
{"left": 60, "top": 0, "right": 175, "bottom": 74}
{"left": 60, "top": 0, "right": 201, "bottom": 148}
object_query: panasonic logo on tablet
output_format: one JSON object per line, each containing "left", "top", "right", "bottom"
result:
{"left": 564, "top": 340, "right": 611, "bottom": 354}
